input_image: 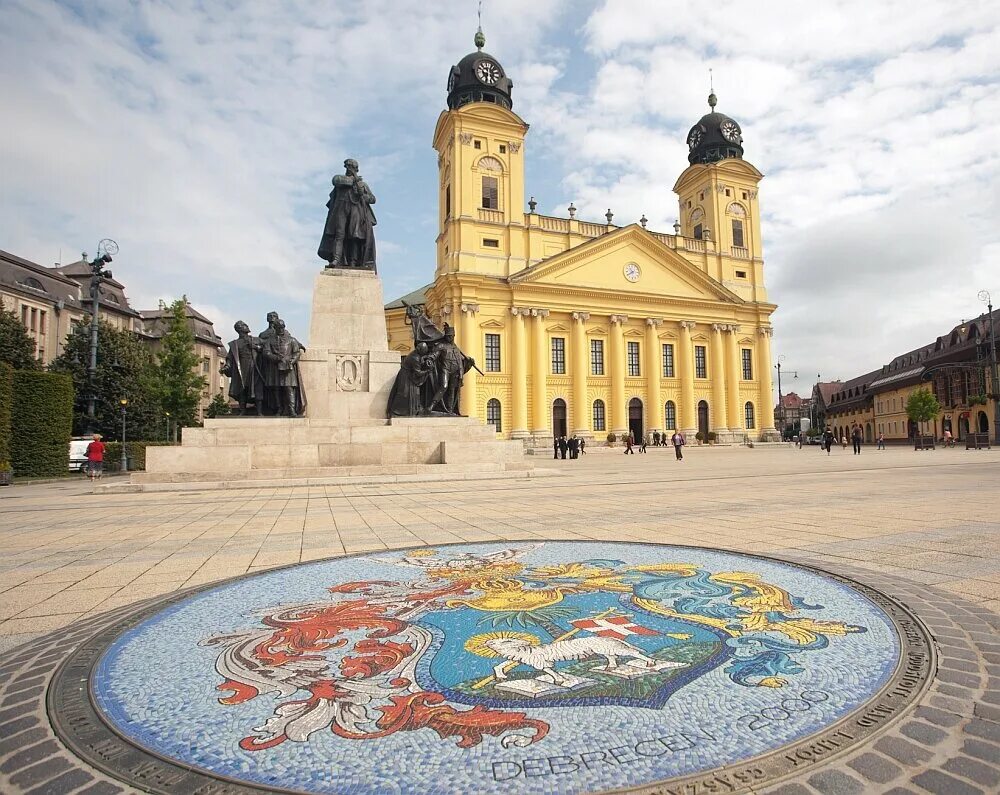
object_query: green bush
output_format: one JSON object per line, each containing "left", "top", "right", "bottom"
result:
{"left": 0, "top": 362, "right": 12, "bottom": 469}
{"left": 102, "top": 440, "right": 174, "bottom": 471}
{"left": 707, "top": 431, "right": 717, "bottom": 442}
{"left": 11, "top": 371, "right": 73, "bottom": 476}
{"left": 695, "top": 431, "right": 704, "bottom": 441}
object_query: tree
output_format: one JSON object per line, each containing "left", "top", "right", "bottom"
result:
{"left": 155, "top": 299, "right": 206, "bottom": 437}
{"left": 50, "top": 320, "right": 162, "bottom": 439}
{"left": 905, "top": 388, "right": 941, "bottom": 431}
{"left": 0, "top": 301, "right": 41, "bottom": 371}
{"left": 205, "top": 391, "right": 231, "bottom": 418}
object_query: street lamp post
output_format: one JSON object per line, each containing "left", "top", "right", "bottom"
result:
{"left": 165, "top": 411, "right": 171, "bottom": 443}
{"left": 119, "top": 398, "right": 128, "bottom": 473}
{"left": 84, "top": 239, "right": 118, "bottom": 433}
{"left": 979, "top": 290, "right": 999, "bottom": 444}
{"left": 774, "top": 356, "right": 799, "bottom": 440}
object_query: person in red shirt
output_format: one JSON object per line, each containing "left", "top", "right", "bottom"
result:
{"left": 85, "top": 434, "right": 105, "bottom": 480}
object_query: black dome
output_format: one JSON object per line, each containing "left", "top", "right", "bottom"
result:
{"left": 686, "top": 92, "right": 744, "bottom": 165}
{"left": 446, "top": 30, "right": 513, "bottom": 110}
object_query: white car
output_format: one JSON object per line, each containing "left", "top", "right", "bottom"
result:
{"left": 69, "top": 438, "right": 91, "bottom": 471}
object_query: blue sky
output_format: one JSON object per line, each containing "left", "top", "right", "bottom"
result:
{"left": 1, "top": 0, "right": 998, "bottom": 393}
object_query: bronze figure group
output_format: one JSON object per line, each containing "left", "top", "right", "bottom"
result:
{"left": 221, "top": 312, "right": 307, "bottom": 417}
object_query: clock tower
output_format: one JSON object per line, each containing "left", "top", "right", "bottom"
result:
{"left": 432, "top": 28, "right": 528, "bottom": 279}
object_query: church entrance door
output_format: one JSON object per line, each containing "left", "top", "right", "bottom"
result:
{"left": 628, "top": 398, "right": 644, "bottom": 442}
{"left": 697, "top": 401, "right": 710, "bottom": 439}
{"left": 552, "top": 399, "right": 567, "bottom": 439}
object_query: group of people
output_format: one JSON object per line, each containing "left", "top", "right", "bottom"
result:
{"left": 222, "top": 312, "right": 307, "bottom": 417}
{"left": 553, "top": 436, "right": 586, "bottom": 459}
{"left": 617, "top": 430, "right": 687, "bottom": 459}
{"left": 816, "top": 424, "right": 866, "bottom": 455}
{"left": 387, "top": 320, "right": 475, "bottom": 417}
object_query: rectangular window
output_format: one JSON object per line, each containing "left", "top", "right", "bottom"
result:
{"left": 482, "top": 176, "right": 498, "bottom": 209}
{"left": 498, "top": 144, "right": 506, "bottom": 154}
{"left": 693, "top": 224, "right": 703, "bottom": 240}
{"left": 695, "top": 345, "right": 707, "bottom": 378}
{"left": 741, "top": 348, "right": 753, "bottom": 380}
{"left": 39, "top": 310, "right": 47, "bottom": 335}
{"left": 551, "top": 337, "right": 566, "bottom": 374}
{"left": 590, "top": 339, "right": 604, "bottom": 375}
{"left": 202, "top": 359, "right": 210, "bottom": 374}
{"left": 732, "top": 219, "right": 745, "bottom": 248}
{"left": 483, "top": 238, "right": 499, "bottom": 248}
{"left": 474, "top": 139, "right": 482, "bottom": 150}
{"left": 445, "top": 185, "right": 451, "bottom": 218}
{"left": 627, "top": 341, "right": 640, "bottom": 377}
{"left": 662, "top": 344, "right": 675, "bottom": 377}
{"left": 484, "top": 333, "right": 501, "bottom": 372}
{"left": 736, "top": 270, "right": 747, "bottom": 278}
{"left": 593, "top": 400, "right": 606, "bottom": 431}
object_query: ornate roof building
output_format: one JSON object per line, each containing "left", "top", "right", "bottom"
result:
{"left": 385, "top": 31, "right": 779, "bottom": 443}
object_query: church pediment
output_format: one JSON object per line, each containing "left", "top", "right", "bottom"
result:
{"left": 509, "top": 225, "right": 743, "bottom": 304}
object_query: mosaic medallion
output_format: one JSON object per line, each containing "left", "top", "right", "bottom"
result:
{"left": 50, "top": 542, "right": 932, "bottom": 794}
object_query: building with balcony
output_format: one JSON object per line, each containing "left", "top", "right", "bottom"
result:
{"left": 385, "top": 29, "right": 779, "bottom": 444}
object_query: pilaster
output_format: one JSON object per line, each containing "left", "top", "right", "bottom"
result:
{"left": 510, "top": 307, "right": 529, "bottom": 438}
{"left": 757, "top": 327, "right": 779, "bottom": 439}
{"left": 609, "top": 315, "right": 629, "bottom": 434}
{"left": 459, "top": 302, "right": 479, "bottom": 418}
{"left": 530, "top": 308, "right": 550, "bottom": 434}
{"left": 725, "top": 324, "right": 743, "bottom": 433}
{"left": 645, "top": 318, "right": 663, "bottom": 433}
{"left": 572, "top": 311, "right": 591, "bottom": 435}
{"left": 710, "top": 324, "right": 728, "bottom": 433}
{"left": 678, "top": 321, "right": 697, "bottom": 434}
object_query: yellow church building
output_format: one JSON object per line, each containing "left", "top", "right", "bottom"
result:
{"left": 385, "top": 29, "right": 779, "bottom": 444}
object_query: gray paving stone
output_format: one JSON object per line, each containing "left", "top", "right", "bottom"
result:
{"left": 0, "top": 701, "right": 36, "bottom": 724}
{"left": 981, "top": 690, "right": 1000, "bottom": 705}
{"left": 914, "top": 705, "right": 963, "bottom": 727}
{"left": 928, "top": 694, "right": 968, "bottom": 713}
{"left": 899, "top": 721, "right": 948, "bottom": 746}
{"left": 936, "top": 670, "right": 982, "bottom": 688}
{"left": 846, "top": 752, "right": 902, "bottom": 783}
{"left": 806, "top": 768, "right": 866, "bottom": 794}
{"left": 8, "top": 756, "right": 73, "bottom": 789}
{"left": 76, "top": 783, "right": 125, "bottom": 795}
{"left": 0, "top": 714, "right": 40, "bottom": 741}
{"left": 965, "top": 719, "right": 1000, "bottom": 744}
{"left": 23, "top": 768, "right": 96, "bottom": 795}
{"left": 911, "top": 769, "right": 984, "bottom": 795}
{"left": 0, "top": 740, "right": 60, "bottom": 774}
{"left": 940, "top": 657, "right": 980, "bottom": 673}
{"left": 0, "top": 727, "right": 46, "bottom": 758}
{"left": 974, "top": 701, "right": 1000, "bottom": 723}
{"left": 763, "top": 784, "right": 814, "bottom": 795}
{"left": 0, "top": 685, "right": 43, "bottom": 707}
{"left": 874, "top": 736, "right": 933, "bottom": 766}
{"left": 942, "top": 756, "right": 1000, "bottom": 787}
{"left": 5, "top": 675, "right": 46, "bottom": 693}
{"left": 881, "top": 789, "right": 919, "bottom": 795}
{"left": 959, "top": 739, "right": 1000, "bottom": 764}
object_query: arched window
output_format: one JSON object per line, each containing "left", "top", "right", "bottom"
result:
{"left": 18, "top": 277, "right": 44, "bottom": 291}
{"left": 477, "top": 156, "right": 503, "bottom": 172}
{"left": 592, "top": 399, "right": 606, "bottom": 432}
{"left": 486, "top": 398, "right": 501, "bottom": 433}
{"left": 664, "top": 401, "right": 676, "bottom": 430}
{"left": 744, "top": 401, "right": 755, "bottom": 429}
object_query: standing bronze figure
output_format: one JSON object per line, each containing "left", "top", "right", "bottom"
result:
{"left": 428, "top": 323, "right": 474, "bottom": 415}
{"left": 256, "top": 311, "right": 281, "bottom": 415}
{"left": 221, "top": 321, "right": 263, "bottom": 415}
{"left": 318, "top": 158, "right": 377, "bottom": 270}
{"left": 261, "top": 320, "right": 307, "bottom": 417}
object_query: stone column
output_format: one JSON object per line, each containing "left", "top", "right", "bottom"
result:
{"left": 609, "top": 315, "right": 628, "bottom": 434}
{"left": 645, "top": 318, "right": 663, "bottom": 434}
{"left": 757, "top": 327, "right": 778, "bottom": 438}
{"left": 710, "top": 323, "right": 728, "bottom": 433}
{"left": 459, "top": 302, "right": 479, "bottom": 418}
{"left": 725, "top": 325, "right": 743, "bottom": 433}
{"left": 530, "top": 308, "right": 550, "bottom": 435}
{"left": 510, "top": 308, "right": 529, "bottom": 438}
{"left": 678, "top": 321, "right": 697, "bottom": 434}
{"left": 572, "top": 311, "right": 590, "bottom": 435}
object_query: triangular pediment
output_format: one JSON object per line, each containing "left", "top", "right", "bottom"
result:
{"left": 509, "top": 225, "right": 744, "bottom": 304}
{"left": 480, "top": 319, "right": 505, "bottom": 329}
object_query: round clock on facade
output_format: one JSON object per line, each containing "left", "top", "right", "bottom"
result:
{"left": 720, "top": 120, "right": 742, "bottom": 143}
{"left": 687, "top": 127, "right": 703, "bottom": 150}
{"left": 447, "top": 72, "right": 457, "bottom": 92}
{"left": 623, "top": 263, "right": 641, "bottom": 282}
{"left": 475, "top": 59, "right": 501, "bottom": 85}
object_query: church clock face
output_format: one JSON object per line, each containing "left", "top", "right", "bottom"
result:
{"left": 623, "top": 262, "right": 641, "bottom": 282}
{"left": 475, "top": 59, "right": 501, "bottom": 85}
{"left": 721, "top": 120, "right": 742, "bottom": 143}
{"left": 687, "top": 127, "right": 703, "bottom": 150}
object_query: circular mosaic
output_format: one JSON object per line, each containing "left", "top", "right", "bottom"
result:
{"left": 51, "top": 542, "right": 932, "bottom": 794}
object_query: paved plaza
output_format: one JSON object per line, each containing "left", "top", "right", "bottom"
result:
{"left": 1, "top": 444, "right": 999, "bottom": 793}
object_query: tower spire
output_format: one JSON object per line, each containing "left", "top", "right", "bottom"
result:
{"left": 708, "top": 68, "right": 717, "bottom": 109}
{"left": 475, "top": 0, "right": 485, "bottom": 50}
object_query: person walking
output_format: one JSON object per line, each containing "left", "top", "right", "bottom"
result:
{"left": 624, "top": 432, "right": 634, "bottom": 454}
{"left": 877, "top": 432, "right": 886, "bottom": 450}
{"left": 85, "top": 433, "right": 105, "bottom": 480}
{"left": 579, "top": 437, "right": 586, "bottom": 455}
{"left": 568, "top": 436, "right": 579, "bottom": 459}
{"left": 840, "top": 434, "right": 848, "bottom": 450}
{"left": 671, "top": 430, "right": 686, "bottom": 461}
{"left": 851, "top": 425, "right": 862, "bottom": 455}
{"left": 553, "top": 437, "right": 559, "bottom": 460}
{"left": 639, "top": 434, "right": 647, "bottom": 453}
{"left": 823, "top": 427, "right": 835, "bottom": 455}
{"left": 559, "top": 436, "right": 569, "bottom": 460}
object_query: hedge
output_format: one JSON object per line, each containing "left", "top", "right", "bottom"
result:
{"left": 102, "top": 440, "right": 174, "bottom": 471}
{"left": 0, "top": 362, "right": 12, "bottom": 467}
{"left": 11, "top": 371, "right": 73, "bottom": 477}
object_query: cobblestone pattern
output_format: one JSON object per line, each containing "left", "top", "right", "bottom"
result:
{"left": 0, "top": 556, "right": 998, "bottom": 794}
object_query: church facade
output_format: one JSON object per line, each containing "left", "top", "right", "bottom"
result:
{"left": 385, "top": 31, "right": 778, "bottom": 443}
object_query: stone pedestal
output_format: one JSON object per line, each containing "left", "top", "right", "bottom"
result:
{"left": 136, "top": 267, "right": 531, "bottom": 489}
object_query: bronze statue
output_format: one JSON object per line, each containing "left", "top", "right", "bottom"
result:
{"left": 428, "top": 323, "right": 474, "bottom": 415}
{"left": 261, "top": 319, "right": 307, "bottom": 417}
{"left": 256, "top": 311, "right": 281, "bottom": 414}
{"left": 318, "top": 158, "right": 377, "bottom": 270}
{"left": 221, "top": 321, "right": 263, "bottom": 415}
{"left": 386, "top": 342, "right": 434, "bottom": 417}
